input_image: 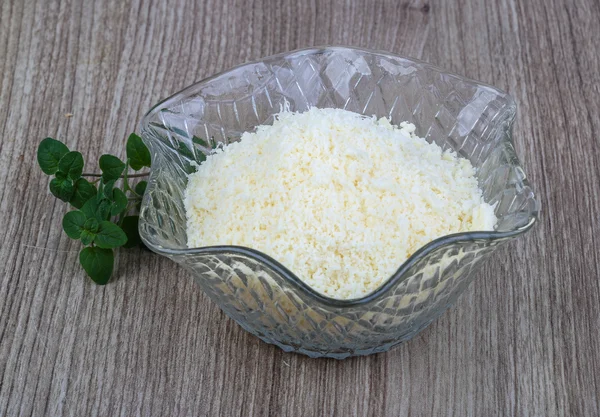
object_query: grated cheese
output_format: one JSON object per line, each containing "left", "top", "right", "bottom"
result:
{"left": 184, "top": 108, "right": 497, "bottom": 299}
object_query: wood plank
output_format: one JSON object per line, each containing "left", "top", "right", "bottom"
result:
{"left": 1, "top": 0, "right": 599, "bottom": 415}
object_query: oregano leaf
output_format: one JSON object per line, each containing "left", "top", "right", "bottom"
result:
{"left": 80, "top": 229, "right": 96, "bottom": 245}
{"left": 62, "top": 211, "right": 86, "bottom": 239}
{"left": 79, "top": 247, "right": 114, "bottom": 285}
{"left": 96, "top": 200, "right": 112, "bottom": 221}
{"left": 103, "top": 179, "right": 116, "bottom": 199}
{"left": 192, "top": 136, "right": 208, "bottom": 147}
{"left": 134, "top": 181, "right": 147, "bottom": 196}
{"left": 99, "top": 155, "right": 125, "bottom": 181}
{"left": 81, "top": 198, "right": 98, "bottom": 219}
{"left": 81, "top": 198, "right": 111, "bottom": 222}
{"left": 95, "top": 221, "right": 127, "bottom": 249}
{"left": 191, "top": 137, "right": 208, "bottom": 162}
{"left": 126, "top": 133, "right": 151, "bottom": 170}
{"left": 110, "top": 188, "right": 128, "bottom": 216}
{"left": 58, "top": 151, "right": 84, "bottom": 180}
{"left": 121, "top": 216, "right": 142, "bottom": 248}
{"left": 49, "top": 177, "right": 74, "bottom": 202}
{"left": 70, "top": 178, "right": 97, "bottom": 209}
{"left": 135, "top": 181, "right": 147, "bottom": 210}
{"left": 38, "top": 132, "right": 151, "bottom": 286}
{"left": 37, "top": 138, "right": 69, "bottom": 175}
{"left": 83, "top": 218, "right": 100, "bottom": 233}
{"left": 177, "top": 142, "right": 196, "bottom": 161}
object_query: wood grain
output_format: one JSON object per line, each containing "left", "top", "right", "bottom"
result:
{"left": 1, "top": 0, "right": 599, "bottom": 415}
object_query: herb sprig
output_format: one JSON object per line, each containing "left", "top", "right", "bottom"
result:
{"left": 37, "top": 133, "right": 151, "bottom": 284}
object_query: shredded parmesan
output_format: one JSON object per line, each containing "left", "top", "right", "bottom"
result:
{"left": 184, "top": 108, "right": 496, "bottom": 299}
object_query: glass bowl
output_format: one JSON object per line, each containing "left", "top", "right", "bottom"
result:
{"left": 138, "top": 46, "right": 538, "bottom": 358}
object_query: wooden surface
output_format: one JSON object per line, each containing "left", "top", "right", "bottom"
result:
{"left": 1, "top": 0, "right": 599, "bottom": 415}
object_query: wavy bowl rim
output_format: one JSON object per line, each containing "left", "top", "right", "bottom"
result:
{"left": 139, "top": 45, "right": 539, "bottom": 307}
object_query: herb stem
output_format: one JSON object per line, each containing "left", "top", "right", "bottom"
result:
{"left": 82, "top": 172, "right": 149, "bottom": 178}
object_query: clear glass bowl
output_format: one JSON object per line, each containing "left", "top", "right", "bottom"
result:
{"left": 138, "top": 46, "right": 539, "bottom": 358}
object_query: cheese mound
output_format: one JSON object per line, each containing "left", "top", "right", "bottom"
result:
{"left": 184, "top": 108, "right": 496, "bottom": 299}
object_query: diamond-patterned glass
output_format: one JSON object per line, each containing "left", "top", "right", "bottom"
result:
{"left": 139, "top": 47, "right": 539, "bottom": 358}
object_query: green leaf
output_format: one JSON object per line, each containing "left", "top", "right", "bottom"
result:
{"left": 81, "top": 198, "right": 98, "bottom": 219}
{"left": 98, "top": 200, "right": 112, "bottom": 220}
{"left": 58, "top": 151, "right": 84, "bottom": 180}
{"left": 191, "top": 137, "right": 209, "bottom": 163}
{"left": 80, "top": 229, "right": 96, "bottom": 245}
{"left": 49, "top": 176, "right": 74, "bottom": 202}
{"left": 169, "top": 126, "right": 190, "bottom": 139}
{"left": 95, "top": 221, "right": 127, "bottom": 249}
{"left": 37, "top": 138, "right": 69, "bottom": 175}
{"left": 135, "top": 181, "right": 147, "bottom": 211}
{"left": 99, "top": 179, "right": 127, "bottom": 216}
{"left": 102, "top": 179, "right": 116, "bottom": 199}
{"left": 81, "top": 198, "right": 111, "bottom": 222}
{"left": 121, "top": 216, "right": 141, "bottom": 248}
{"left": 126, "top": 133, "right": 151, "bottom": 170}
{"left": 62, "top": 211, "right": 86, "bottom": 239}
{"left": 95, "top": 200, "right": 111, "bottom": 221}
{"left": 134, "top": 181, "right": 147, "bottom": 196}
{"left": 80, "top": 217, "right": 100, "bottom": 245}
{"left": 79, "top": 247, "right": 114, "bottom": 285}
{"left": 96, "top": 180, "right": 104, "bottom": 199}
{"left": 83, "top": 217, "right": 100, "bottom": 233}
{"left": 192, "top": 136, "right": 208, "bottom": 147}
{"left": 110, "top": 188, "right": 128, "bottom": 216}
{"left": 177, "top": 142, "right": 196, "bottom": 160}
{"left": 175, "top": 141, "right": 207, "bottom": 163}
{"left": 99, "top": 155, "right": 125, "bottom": 181}
{"left": 70, "top": 178, "right": 97, "bottom": 209}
